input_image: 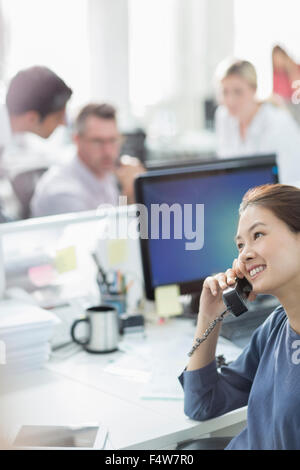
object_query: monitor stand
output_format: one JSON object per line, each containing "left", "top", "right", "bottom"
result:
{"left": 189, "top": 293, "right": 201, "bottom": 316}
{"left": 179, "top": 293, "right": 201, "bottom": 320}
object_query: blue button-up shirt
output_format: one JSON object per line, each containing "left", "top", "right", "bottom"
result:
{"left": 178, "top": 306, "right": 300, "bottom": 449}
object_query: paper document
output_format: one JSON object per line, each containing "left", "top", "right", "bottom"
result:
{"left": 55, "top": 246, "right": 77, "bottom": 274}
{"left": 108, "top": 239, "right": 128, "bottom": 266}
{"left": 140, "top": 333, "right": 243, "bottom": 401}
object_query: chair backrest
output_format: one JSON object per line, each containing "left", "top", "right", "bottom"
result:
{"left": 10, "top": 167, "right": 48, "bottom": 219}
{"left": 120, "top": 129, "right": 147, "bottom": 163}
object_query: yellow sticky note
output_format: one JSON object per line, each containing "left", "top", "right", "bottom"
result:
{"left": 55, "top": 246, "right": 77, "bottom": 274}
{"left": 108, "top": 239, "right": 128, "bottom": 267}
{"left": 154, "top": 284, "right": 183, "bottom": 318}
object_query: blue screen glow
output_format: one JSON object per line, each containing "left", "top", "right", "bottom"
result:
{"left": 142, "top": 166, "right": 277, "bottom": 288}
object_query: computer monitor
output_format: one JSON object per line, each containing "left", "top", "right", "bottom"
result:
{"left": 135, "top": 154, "right": 278, "bottom": 301}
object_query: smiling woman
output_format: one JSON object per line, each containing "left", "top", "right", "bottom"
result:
{"left": 178, "top": 183, "right": 300, "bottom": 450}
{"left": 236, "top": 185, "right": 300, "bottom": 305}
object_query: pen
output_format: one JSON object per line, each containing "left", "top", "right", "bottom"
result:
{"left": 125, "top": 279, "right": 134, "bottom": 293}
{"left": 121, "top": 274, "right": 126, "bottom": 294}
{"left": 117, "top": 270, "right": 121, "bottom": 292}
{"left": 92, "top": 252, "right": 111, "bottom": 291}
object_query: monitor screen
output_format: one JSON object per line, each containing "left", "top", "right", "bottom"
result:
{"left": 135, "top": 155, "right": 278, "bottom": 300}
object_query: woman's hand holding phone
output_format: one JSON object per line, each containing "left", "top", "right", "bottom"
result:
{"left": 199, "top": 258, "right": 256, "bottom": 322}
{"left": 188, "top": 258, "right": 256, "bottom": 370}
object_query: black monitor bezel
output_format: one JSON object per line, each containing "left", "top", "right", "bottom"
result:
{"left": 135, "top": 154, "right": 278, "bottom": 300}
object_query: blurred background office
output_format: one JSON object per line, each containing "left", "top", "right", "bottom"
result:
{"left": 214, "top": 58, "right": 300, "bottom": 184}
{"left": 1, "top": 0, "right": 300, "bottom": 219}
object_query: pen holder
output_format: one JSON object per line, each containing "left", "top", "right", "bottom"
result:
{"left": 101, "top": 292, "right": 127, "bottom": 317}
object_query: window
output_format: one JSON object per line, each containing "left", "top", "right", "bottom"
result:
{"left": 2, "top": 0, "right": 91, "bottom": 111}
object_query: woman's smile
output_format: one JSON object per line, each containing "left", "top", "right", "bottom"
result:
{"left": 247, "top": 264, "right": 267, "bottom": 280}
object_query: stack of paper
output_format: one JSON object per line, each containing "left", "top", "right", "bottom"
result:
{"left": 0, "top": 300, "right": 60, "bottom": 376}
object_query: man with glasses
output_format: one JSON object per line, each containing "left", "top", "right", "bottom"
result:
{"left": 31, "top": 103, "right": 145, "bottom": 217}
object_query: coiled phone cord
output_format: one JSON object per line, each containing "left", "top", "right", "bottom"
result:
{"left": 187, "top": 307, "right": 230, "bottom": 357}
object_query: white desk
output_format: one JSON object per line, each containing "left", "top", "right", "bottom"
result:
{"left": 0, "top": 317, "right": 247, "bottom": 450}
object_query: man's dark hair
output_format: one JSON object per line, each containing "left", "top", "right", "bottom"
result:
{"left": 75, "top": 103, "right": 117, "bottom": 134}
{"left": 6, "top": 66, "right": 73, "bottom": 119}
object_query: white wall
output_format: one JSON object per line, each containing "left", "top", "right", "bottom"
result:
{"left": 1, "top": 0, "right": 91, "bottom": 111}
{"left": 205, "top": 0, "right": 235, "bottom": 94}
{"left": 1, "top": 0, "right": 236, "bottom": 133}
{"left": 88, "top": 0, "right": 235, "bottom": 133}
{"left": 234, "top": 0, "right": 300, "bottom": 99}
{"left": 174, "top": 0, "right": 235, "bottom": 129}
{"left": 129, "top": 0, "right": 234, "bottom": 134}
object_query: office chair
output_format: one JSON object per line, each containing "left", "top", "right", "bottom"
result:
{"left": 10, "top": 167, "right": 48, "bottom": 219}
{"left": 120, "top": 129, "right": 147, "bottom": 163}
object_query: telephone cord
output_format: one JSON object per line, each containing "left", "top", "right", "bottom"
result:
{"left": 187, "top": 307, "right": 230, "bottom": 357}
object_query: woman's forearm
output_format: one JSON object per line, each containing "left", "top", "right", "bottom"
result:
{"left": 186, "top": 314, "right": 222, "bottom": 371}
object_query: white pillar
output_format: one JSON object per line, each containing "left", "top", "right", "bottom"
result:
{"left": 87, "top": 0, "right": 235, "bottom": 132}
{"left": 175, "top": 0, "right": 208, "bottom": 130}
{"left": 205, "top": 0, "right": 235, "bottom": 94}
{"left": 88, "top": 0, "right": 130, "bottom": 126}
{"left": 174, "top": 0, "right": 235, "bottom": 130}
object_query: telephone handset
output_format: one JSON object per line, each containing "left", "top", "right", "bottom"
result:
{"left": 222, "top": 277, "right": 252, "bottom": 317}
{"left": 187, "top": 276, "right": 253, "bottom": 357}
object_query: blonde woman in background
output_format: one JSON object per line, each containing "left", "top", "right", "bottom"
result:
{"left": 214, "top": 58, "right": 300, "bottom": 185}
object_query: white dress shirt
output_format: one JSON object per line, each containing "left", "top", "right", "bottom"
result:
{"left": 0, "top": 104, "right": 12, "bottom": 153}
{"left": 215, "top": 103, "right": 300, "bottom": 184}
{"left": 31, "top": 155, "right": 120, "bottom": 217}
{"left": 0, "top": 104, "right": 13, "bottom": 221}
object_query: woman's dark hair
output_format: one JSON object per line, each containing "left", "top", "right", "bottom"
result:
{"left": 239, "top": 184, "right": 300, "bottom": 233}
{"left": 6, "top": 66, "right": 73, "bottom": 119}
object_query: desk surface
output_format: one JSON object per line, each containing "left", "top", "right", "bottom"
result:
{"left": 0, "top": 317, "right": 247, "bottom": 450}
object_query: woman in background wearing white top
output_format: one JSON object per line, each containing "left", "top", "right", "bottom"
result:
{"left": 215, "top": 58, "right": 300, "bottom": 185}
